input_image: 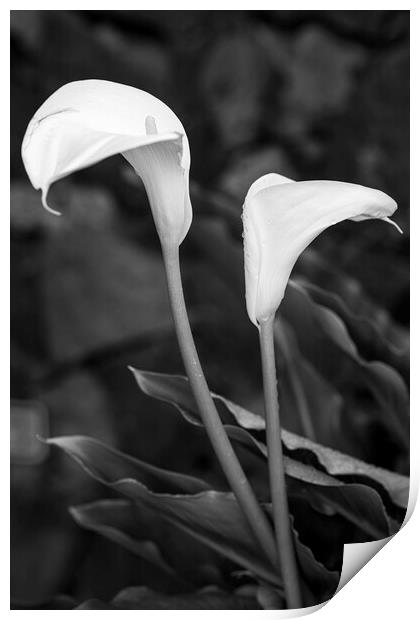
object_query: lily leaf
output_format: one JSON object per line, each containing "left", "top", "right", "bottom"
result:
{"left": 46, "top": 435, "right": 209, "bottom": 495}
{"left": 223, "top": 426, "right": 396, "bottom": 538}
{"left": 51, "top": 435, "right": 338, "bottom": 596}
{"left": 290, "top": 515, "right": 339, "bottom": 598}
{"left": 281, "top": 282, "right": 409, "bottom": 448}
{"left": 70, "top": 499, "right": 226, "bottom": 589}
{"left": 47, "top": 435, "right": 278, "bottom": 586}
{"left": 72, "top": 493, "right": 339, "bottom": 600}
{"left": 70, "top": 500, "right": 186, "bottom": 585}
{"left": 280, "top": 430, "right": 408, "bottom": 511}
{"left": 130, "top": 367, "right": 265, "bottom": 431}
{"left": 298, "top": 249, "right": 409, "bottom": 379}
{"left": 130, "top": 369, "right": 408, "bottom": 513}
{"left": 301, "top": 279, "right": 409, "bottom": 380}
{"left": 227, "top": 424, "right": 407, "bottom": 522}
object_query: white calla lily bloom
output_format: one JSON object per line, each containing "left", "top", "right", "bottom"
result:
{"left": 21, "top": 79, "right": 192, "bottom": 247}
{"left": 243, "top": 174, "right": 401, "bottom": 327}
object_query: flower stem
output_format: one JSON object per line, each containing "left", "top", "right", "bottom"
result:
{"left": 161, "top": 243, "right": 278, "bottom": 571}
{"left": 259, "top": 316, "right": 302, "bottom": 609}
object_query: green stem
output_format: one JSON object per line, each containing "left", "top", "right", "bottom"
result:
{"left": 259, "top": 316, "right": 302, "bottom": 609}
{"left": 161, "top": 243, "right": 278, "bottom": 570}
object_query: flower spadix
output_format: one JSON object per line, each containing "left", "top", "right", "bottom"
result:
{"left": 22, "top": 79, "right": 192, "bottom": 247}
{"left": 243, "top": 174, "right": 400, "bottom": 327}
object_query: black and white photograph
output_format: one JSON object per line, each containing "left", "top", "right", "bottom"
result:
{"left": 10, "top": 9, "right": 410, "bottom": 612}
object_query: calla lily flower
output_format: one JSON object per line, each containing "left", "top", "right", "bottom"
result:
{"left": 243, "top": 174, "right": 401, "bottom": 327}
{"left": 21, "top": 79, "right": 192, "bottom": 247}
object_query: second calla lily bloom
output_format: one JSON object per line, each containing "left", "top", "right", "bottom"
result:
{"left": 21, "top": 79, "right": 192, "bottom": 247}
{"left": 243, "top": 174, "right": 400, "bottom": 327}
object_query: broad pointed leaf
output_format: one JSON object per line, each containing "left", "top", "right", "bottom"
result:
{"left": 51, "top": 435, "right": 340, "bottom": 596}
{"left": 301, "top": 280, "right": 409, "bottom": 380}
{"left": 70, "top": 499, "right": 226, "bottom": 589}
{"left": 46, "top": 435, "right": 209, "bottom": 495}
{"left": 47, "top": 435, "right": 278, "bottom": 586}
{"left": 298, "top": 249, "right": 409, "bottom": 379}
{"left": 70, "top": 500, "right": 187, "bottom": 586}
{"left": 131, "top": 369, "right": 408, "bottom": 512}
{"left": 281, "top": 282, "right": 409, "bottom": 448}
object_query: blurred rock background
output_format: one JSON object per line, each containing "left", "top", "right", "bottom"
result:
{"left": 11, "top": 10, "right": 409, "bottom": 608}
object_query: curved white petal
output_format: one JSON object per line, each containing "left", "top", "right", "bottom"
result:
{"left": 243, "top": 179, "right": 398, "bottom": 326}
{"left": 21, "top": 80, "right": 192, "bottom": 245}
{"left": 245, "top": 172, "right": 295, "bottom": 201}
